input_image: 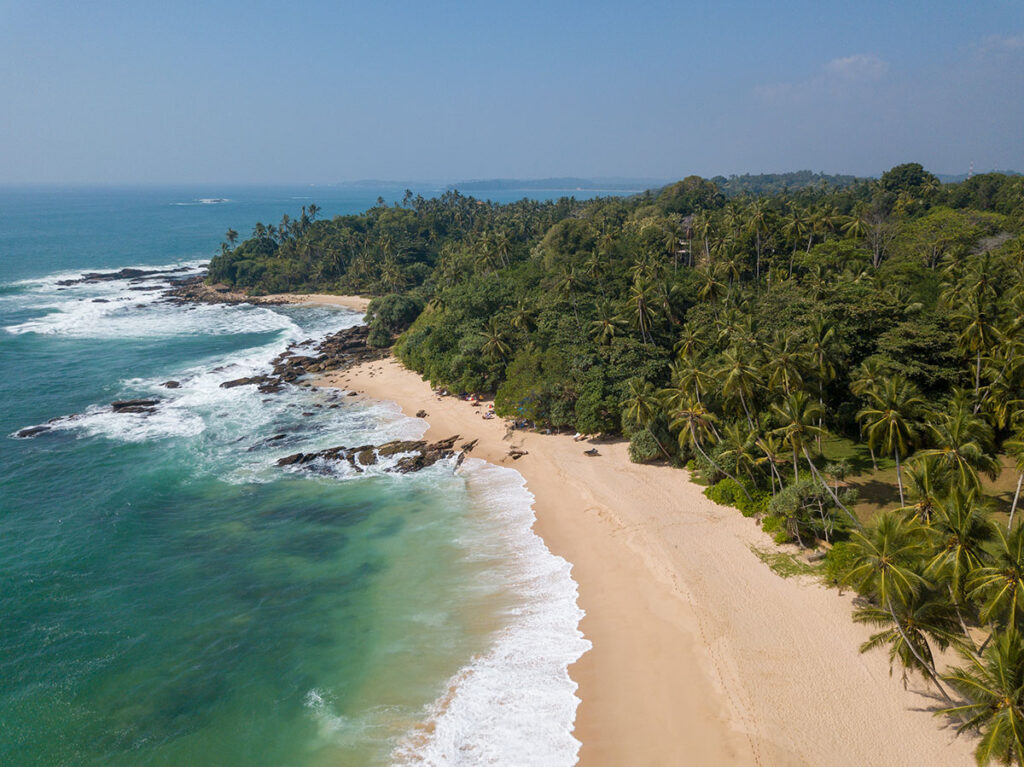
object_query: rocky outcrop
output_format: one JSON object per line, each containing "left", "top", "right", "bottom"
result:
{"left": 15, "top": 425, "right": 51, "bottom": 438}
{"left": 111, "top": 399, "right": 160, "bottom": 414}
{"left": 165, "top": 276, "right": 283, "bottom": 305}
{"left": 219, "top": 325, "right": 384, "bottom": 394}
{"left": 57, "top": 267, "right": 191, "bottom": 286}
{"left": 277, "top": 435, "right": 461, "bottom": 474}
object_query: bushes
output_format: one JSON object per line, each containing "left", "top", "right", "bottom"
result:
{"left": 628, "top": 430, "right": 661, "bottom": 464}
{"left": 704, "top": 478, "right": 769, "bottom": 517}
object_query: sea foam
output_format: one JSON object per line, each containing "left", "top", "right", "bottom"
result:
{"left": 391, "top": 459, "right": 590, "bottom": 766}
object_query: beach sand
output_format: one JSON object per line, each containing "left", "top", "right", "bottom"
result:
{"left": 320, "top": 356, "right": 974, "bottom": 766}
{"left": 257, "top": 293, "right": 372, "bottom": 312}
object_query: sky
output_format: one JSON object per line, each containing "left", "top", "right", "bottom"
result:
{"left": 0, "top": 0, "right": 1022, "bottom": 184}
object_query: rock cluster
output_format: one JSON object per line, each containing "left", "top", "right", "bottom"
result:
{"left": 57, "top": 266, "right": 191, "bottom": 286}
{"left": 164, "top": 276, "right": 281, "bottom": 305}
{"left": 220, "top": 325, "right": 383, "bottom": 394}
{"left": 277, "top": 435, "right": 461, "bottom": 474}
{"left": 110, "top": 399, "right": 160, "bottom": 414}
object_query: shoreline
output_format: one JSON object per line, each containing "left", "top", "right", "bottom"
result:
{"left": 321, "top": 355, "right": 975, "bottom": 766}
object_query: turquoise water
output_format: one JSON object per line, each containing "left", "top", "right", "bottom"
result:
{"left": 0, "top": 188, "right": 587, "bottom": 766}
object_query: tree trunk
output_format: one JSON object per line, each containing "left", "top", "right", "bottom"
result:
{"left": 886, "top": 599, "right": 955, "bottom": 705}
{"left": 803, "top": 446, "right": 863, "bottom": 530}
{"left": 691, "top": 425, "right": 752, "bottom": 501}
{"left": 1010, "top": 472, "right": 1023, "bottom": 531}
{"left": 792, "top": 444, "right": 800, "bottom": 482}
{"left": 895, "top": 452, "right": 905, "bottom": 507}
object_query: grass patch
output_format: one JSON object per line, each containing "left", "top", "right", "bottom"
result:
{"left": 750, "top": 545, "right": 822, "bottom": 579}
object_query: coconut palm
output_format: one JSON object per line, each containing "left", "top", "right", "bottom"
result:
{"left": 901, "top": 455, "right": 952, "bottom": 524}
{"left": 858, "top": 376, "right": 924, "bottom": 507}
{"left": 621, "top": 379, "right": 670, "bottom": 459}
{"left": 716, "top": 346, "right": 760, "bottom": 428}
{"left": 917, "top": 396, "right": 1000, "bottom": 496}
{"left": 968, "top": 525, "right": 1024, "bottom": 632}
{"left": 1006, "top": 427, "right": 1024, "bottom": 530}
{"left": 771, "top": 391, "right": 824, "bottom": 482}
{"left": 589, "top": 299, "right": 625, "bottom": 345}
{"left": 478, "top": 317, "right": 511, "bottom": 363}
{"left": 854, "top": 589, "right": 966, "bottom": 689}
{"left": 670, "top": 399, "right": 750, "bottom": 498}
{"left": 717, "top": 422, "right": 762, "bottom": 484}
{"left": 924, "top": 492, "right": 994, "bottom": 605}
{"left": 953, "top": 293, "right": 1003, "bottom": 402}
{"left": 941, "top": 630, "right": 1024, "bottom": 767}
{"left": 763, "top": 330, "right": 810, "bottom": 397}
{"left": 848, "top": 513, "right": 955, "bottom": 698}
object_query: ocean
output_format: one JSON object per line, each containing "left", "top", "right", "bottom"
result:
{"left": 0, "top": 186, "right": 595, "bottom": 766}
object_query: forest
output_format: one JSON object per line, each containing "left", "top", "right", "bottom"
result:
{"left": 210, "top": 165, "right": 1024, "bottom": 764}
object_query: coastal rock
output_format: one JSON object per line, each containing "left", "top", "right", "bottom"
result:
{"left": 111, "top": 399, "right": 160, "bottom": 414}
{"left": 57, "top": 266, "right": 189, "bottom": 286}
{"left": 276, "top": 435, "right": 461, "bottom": 474}
{"left": 220, "top": 375, "right": 274, "bottom": 389}
{"left": 162, "top": 380, "right": 181, "bottom": 389}
{"left": 15, "top": 425, "right": 51, "bottom": 438}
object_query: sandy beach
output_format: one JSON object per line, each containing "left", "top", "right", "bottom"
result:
{"left": 320, "top": 356, "right": 974, "bottom": 766}
{"left": 257, "top": 293, "right": 372, "bottom": 312}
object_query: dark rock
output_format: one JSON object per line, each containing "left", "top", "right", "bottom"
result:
{"left": 415, "top": 410, "right": 428, "bottom": 418}
{"left": 276, "top": 436, "right": 460, "bottom": 474}
{"left": 111, "top": 399, "right": 160, "bottom": 414}
{"left": 92, "top": 298, "right": 110, "bottom": 303}
{"left": 16, "top": 425, "right": 51, "bottom": 438}
{"left": 220, "top": 376, "right": 274, "bottom": 389}
{"left": 162, "top": 380, "right": 181, "bottom": 389}
{"left": 57, "top": 266, "right": 190, "bottom": 286}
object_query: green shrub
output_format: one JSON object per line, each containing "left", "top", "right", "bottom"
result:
{"left": 704, "top": 478, "right": 770, "bottom": 517}
{"left": 823, "top": 541, "right": 859, "bottom": 588}
{"left": 367, "top": 324, "right": 394, "bottom": 348}
{"left": 628, "top": 429, "right": 661, "bottom": 464}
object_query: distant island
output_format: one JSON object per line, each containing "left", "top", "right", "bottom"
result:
{"left": 210, "top": 165, "right": 1024, "bottom": 766}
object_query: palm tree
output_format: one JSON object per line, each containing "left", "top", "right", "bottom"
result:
{"left": 589, "top": 299, "right": 625, "bottom": 344}
{"left": 622, "top": 379, "right": 671, "bottom": 459}
{"left": 941, "top": 630, "right": 1024, "bottom": 766}
{"left": 917, "top": 396, "right": 1000, "bottom": 495}
{"left": 969, "top": 525, "right": 1024, "bottom": 632}
{"left": 854, "top": 589, "right": 966, "bottom": 688}
{"left": 782, "top": 204, "right": 809, "bottom": 276}
{"left": 924, "top": 491, "right": 994, "bottom": 613}
{"left": 763, "top": 330, "right": 809, "bottom": 398}
{"left": 670, "top": 399, "right": 750, "bottom": 498}
{"left": 1006, "top": 428, "right": 1024, "bottom": 530}
{"left": 848, "top": 513, "right": 955, "bottom": 698}
{"left": 953, "top": 293, "right": 1003, "bottom": 402}
{"left": 901, "top": 455, "right": 952, "bottom": 524}
{"left": 625, "top": 277, "right": 657, "bottom": 343}
{"left": 755, "top": 433, "right": 788, "bottom": 494}
{"left": 478, "top": 317, "right": 511, "bottom": 363}
{"left": 747, "top": 198, "right": 771, "bottom": 280}
{"left": 718, "top": 422, "right": 762, "bottom": 484}
{"left": 771, "top": 391, "right": 824, "bottom": 482}
{"left": 664, "top": 358, "right": 717, "bottom": 409}
{"left": 858, "top": 376, "right": 924, "bottom": 507}
{"left": 716, "top": 347, "right": 759, "bottom": 428}
{"left": 225, "top": 228, "right": 238, "bottom": 246}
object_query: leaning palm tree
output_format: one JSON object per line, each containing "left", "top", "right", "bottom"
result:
{"left": 952, "top": 293, "right": 1003, "bottom": 402}
{"left": 717, "top": 422, "right": 762, "bottom": 485}
{"left": 621, "top": 379, "right": 670, "bottom": 459}
{"left": 901, "top": 455, "right": 952, "bottom": 524}
{"left": 858, "top": 376, "right": 924, "bottom": 507}
{"left": 855, "top": 588, "right": 966, "bottom": 689}
{"left": 763, "top": 330, "right": 810, "bottom": 397}
{"left": 670, "top": 398, "right": 750, "bottom": 499}
{"left": 940, "top": 629, "right": 1024, "bottom": 767}
{"left": 848, "top": 513, "right": 955, "bottom": 699}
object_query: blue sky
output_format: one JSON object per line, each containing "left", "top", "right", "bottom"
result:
{"left": 1, "top": 0, "right": 1021, "bottom": 183}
